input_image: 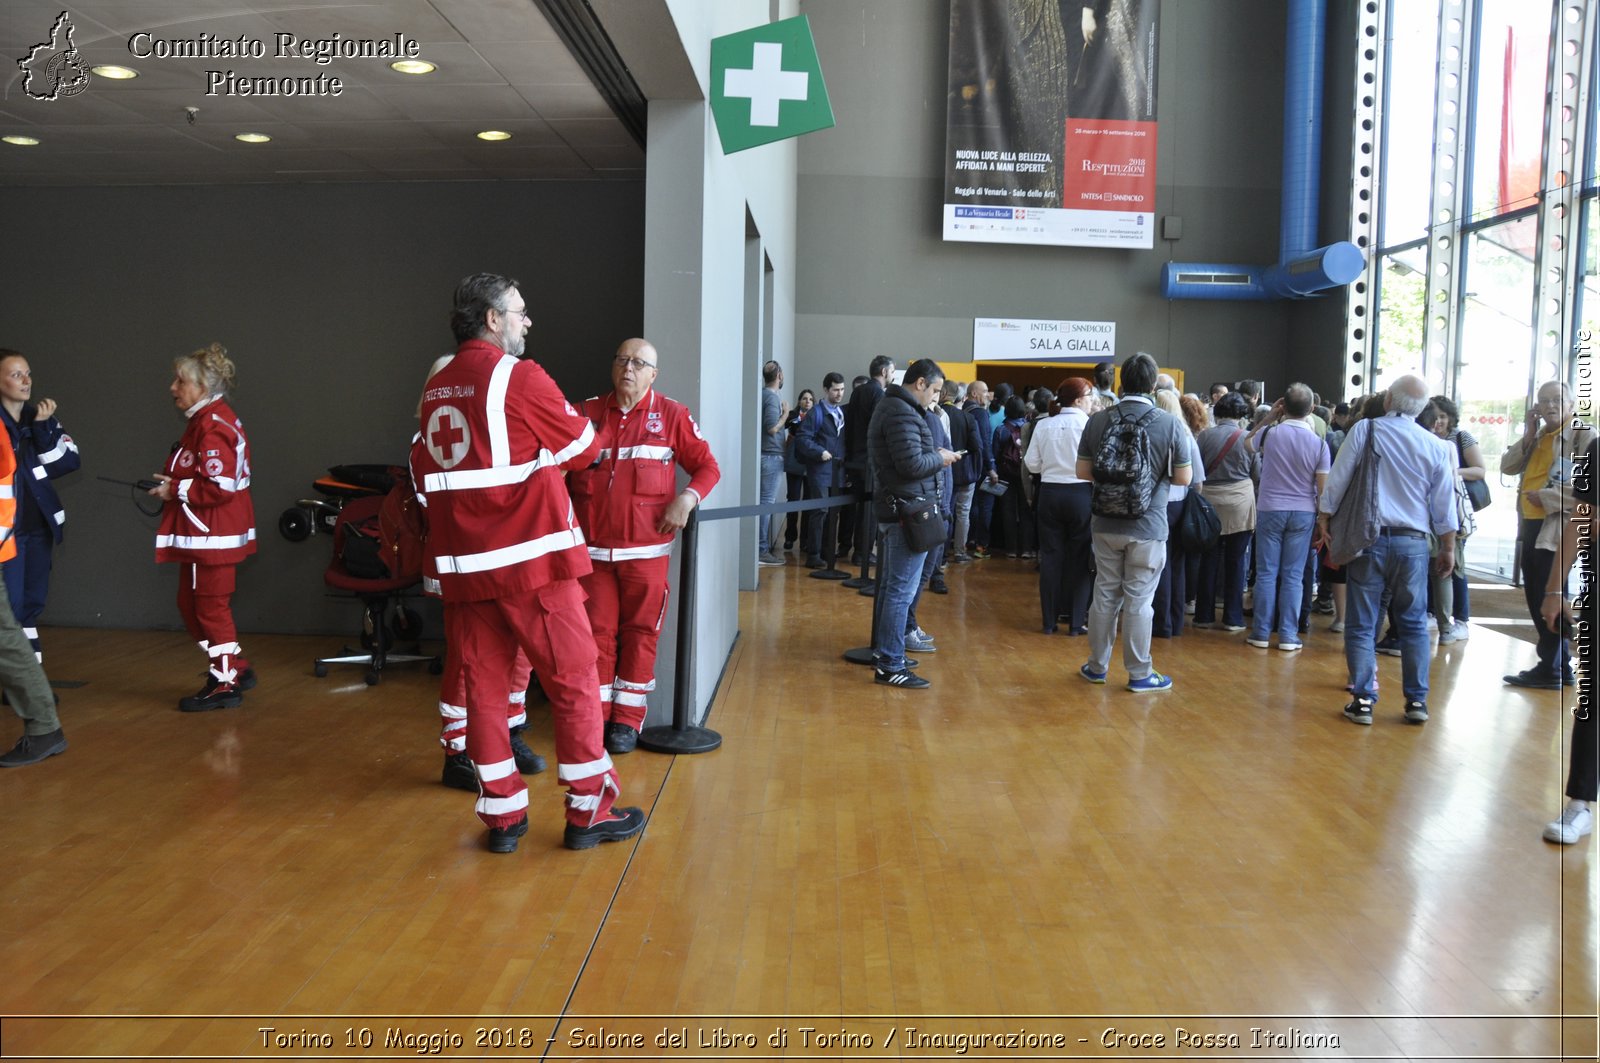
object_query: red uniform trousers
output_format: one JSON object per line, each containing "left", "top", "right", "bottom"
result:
{"left": 580, "top": 555, "right": 670, "bottom": 730}
{"left": 438, "top": 646, "right": 535, "bottom": 753}
{"left": 176, "top": 562, "right": 250, "bottom": 686}
{"left": 445, "top": 579, "right": 618, "bottom": 830}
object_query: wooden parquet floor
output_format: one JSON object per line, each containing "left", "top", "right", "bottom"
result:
{"left": 0, "top": 555, "right": 1593, "bottom": 1061}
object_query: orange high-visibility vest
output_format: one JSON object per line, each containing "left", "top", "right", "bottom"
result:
{"left": 0, "top": 438, "right": 19, "bottom": 562}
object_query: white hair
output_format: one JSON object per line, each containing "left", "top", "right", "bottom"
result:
{"left": 1386, "top": 375, "right": 1429, "bottom": 417}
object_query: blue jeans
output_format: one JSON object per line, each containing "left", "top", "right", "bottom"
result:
{"left": 873, "top": 521, "right": 929, "bottom": 672}
{"left": 1251, "top": 509, "right": 1316, "bottom": 644}
{"left": 758, "top": 453, "right": 784, "bottom": 553}
{"left": 1345, "top": 531, "right": 1432, "bottom": 704}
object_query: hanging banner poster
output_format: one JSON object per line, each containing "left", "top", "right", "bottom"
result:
{"left": 973, "top": 318, "right": 1116, "bottom": 363}
{"left": 943, "top": 0, "right": 1160, "bottom": 249}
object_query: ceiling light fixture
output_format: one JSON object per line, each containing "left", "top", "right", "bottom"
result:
{"left": 91, "top": 64, "right": 138, "bottom": 79}
{"left": 2, "top": 135, "right": 41, "bottom": 146}
{"left": 234, "top": 132, "right": 272, "bottom": 143}
{"left": 476, "top": 130, "right": 512, "bottom": 142}
{"left": 390, "top": 59, "right": 435, "bottom": 75}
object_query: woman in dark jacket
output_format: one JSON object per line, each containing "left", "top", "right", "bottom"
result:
{"left": 866, "top": 359, "right": 957, "bottom": 688}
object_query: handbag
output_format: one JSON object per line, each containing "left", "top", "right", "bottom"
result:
{"left": 894, "top": 496, "right": 945, "bottom": 553}
{"left": 1458, "top": 434, "right": 1491, "bottom": 511}
{"left": 1179, "top": 490, "right": 1221, "bottom": 553}
{"left": 1327, "top": 418, "right": 1383, "bottom": 566}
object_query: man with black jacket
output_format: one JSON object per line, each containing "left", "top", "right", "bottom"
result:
{"left": 961, "top": 381, "right": 1000, "bottom": 558}
{"left": 867, "top": 358, "right": 959, "bottom": 689}
{"left": 841, "top": 356, "right": 894, "bottom": 563}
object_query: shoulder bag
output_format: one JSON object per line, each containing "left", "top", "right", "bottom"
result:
{"left": 894, "top": 496, "right": 945, "bottom": 553}
{"left": 1327, "top": 419, "right": 1383, "bottom": 566}
{"left": 1458, "top": 433, "right": 1491, "bottom": 511}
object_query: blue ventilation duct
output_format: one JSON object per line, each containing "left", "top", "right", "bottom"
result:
{"left": 1160, "top": 0, "right": 1365, "bottom": 300}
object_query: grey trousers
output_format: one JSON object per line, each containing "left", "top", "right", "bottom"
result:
{"left": 1086, "top": 533, "right": 1165, "bottom": 681}
{"left": 0, "top": 588, "right": 57, "bottom": 734}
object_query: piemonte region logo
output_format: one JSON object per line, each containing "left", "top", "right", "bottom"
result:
{"left": 18, "top": 11, "right": 91, "bottom": 101}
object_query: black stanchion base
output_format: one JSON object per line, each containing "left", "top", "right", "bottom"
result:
{"left": 809, "top": 567, "right": 851, "bottom": 580}
{"left": 841, "top": 576, "right": 874, "bottom": 589}
{"left": 637, "top": 725, "right": 723, "bottom": 755}
{"left": 857, "top": 583, "right": 877, "bottom": 597}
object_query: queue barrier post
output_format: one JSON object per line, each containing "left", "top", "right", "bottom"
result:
{"left": 842, "top": 525, "right": 887, "bottom": 666}
{"left": 638, "top": 507, "right": 723, "bottom": 755}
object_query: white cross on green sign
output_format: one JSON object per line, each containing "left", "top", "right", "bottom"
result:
{"left": 709, "top": 15, "right": 834, "bottom": 154}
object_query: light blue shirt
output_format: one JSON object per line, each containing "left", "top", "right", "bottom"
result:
{"left": 1320, "top": 412, "right": 1458, "bottom": 535}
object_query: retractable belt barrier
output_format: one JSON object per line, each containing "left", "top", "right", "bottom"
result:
{"left": 640, "top": 490, "right": 867, "bottom": 756}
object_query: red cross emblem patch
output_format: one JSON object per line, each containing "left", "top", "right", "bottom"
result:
{"left": 425, "top": 406, "right": 471, "bottom": 469}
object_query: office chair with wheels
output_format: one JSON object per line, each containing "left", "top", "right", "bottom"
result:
{"left": 314, "top": 492, "right": 440, "bottom": 685}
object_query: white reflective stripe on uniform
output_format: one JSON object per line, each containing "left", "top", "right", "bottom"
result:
{"left": 558, "top": 751, "right": 615, "bottom": 782}
{"left": 22, "top": 627, "right": 37, "bottom": 640}
{"left": 611, "top": 689, "right": 648, "bottom": 708}
{"left": 509, "top": 691, "right": 526, "bottom": 705}
{"left": 477, "top": 792, "right": 529, "bottom": 816}
{"left": 156, "top": 530, "right": 256, "bottom": 551}
{"left": 37, "top": 437, "right": 76, "bottom": 465}
{"left": 614, "top": 676, "right": 656, "bottom": 692}
{"left": 423, "top": 456, "right": 550, "bottom": 493}
{"left": 598, "top": 684, "right": 614, "bottom": 702}
{"left": 207, "top": 642, "right": 241, "bottom": 656}
{"left": 486, "top": 356, "right": 516, "bottom": 468}
{"left": 587, "top": 542, "right": 673, "bottom": 562}
{"left": 433, "top": 526, "right": 584, "bottom": 575}
{"left": 475, "top": 757, "right": 517, "bottom": 782}
{"left": 614, "top": 444, "right": 674, "bottom": 462}
{"left": 31, "top": 465, "right": 46, "bottom": 480}
{"left": 180, "top": 500, "right": 210, "bottom": 531}
{"left": 209, "top": 475, "right": 245, "bottom": 492}
{"left": 52, "top": 512, "right": 64, "bottom": 525}
{"left": 507, "top": 709, "right": 527, "bottom": 729}
{"left": 567, "top": 793, "right": 602, "bottom": 811}
{"left": 424, "top": 575, "right": 441, "bottom": 595}
{"left": 0, "top": 484, "right": 18, "bottom": 500}
{"left": 551, "top": 418, "right": 596, "bottom": 467}
{"left": 176, "top": 480, "right": 192, "bottom": 503}
{"left": 439, "top": 701, "right": 467, "bottom": 720}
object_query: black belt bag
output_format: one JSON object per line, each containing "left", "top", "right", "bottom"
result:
{"left": 894, "top": 496, "right": 945, "bottom": 553}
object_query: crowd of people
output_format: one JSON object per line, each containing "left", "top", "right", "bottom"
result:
{"left": 764, "top": 351, "right": 1592, "bottom": 846}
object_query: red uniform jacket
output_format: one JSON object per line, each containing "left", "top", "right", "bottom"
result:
{"left": 568, "top": 388, "right": 720, "bottom": 560}
{"left": 413, "top": 339, "right": 600, "bottom": 602}
{"left": 155, "top": 396, "right": 256, "bottom": 566}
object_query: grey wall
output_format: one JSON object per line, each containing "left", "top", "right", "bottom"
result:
{"left": 0, "top": 180, "right": 643, "bottom": 635}
{"left": 795, "top": 0, "right": 1356, "bottom": 399}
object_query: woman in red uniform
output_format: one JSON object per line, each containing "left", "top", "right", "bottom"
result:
{"left": 148, "top": 343, "right": 257, "bottom": 712}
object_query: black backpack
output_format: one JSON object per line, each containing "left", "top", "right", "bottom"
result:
{"left": 1090, "top": 405, "right": 1160, "bottom": 518}
{"left": 1178, "top": 490, "right": 1221, "bottom": 552}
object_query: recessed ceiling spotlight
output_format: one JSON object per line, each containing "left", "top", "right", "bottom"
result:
{"left": 2, "top": 135, "right": 41, "bottom": 146}
{"left": 91, "top": 64, "right": 138, "bottom": 79}
{"left": 476, "top": 130, "right": 512, "bottom": 142}
{"left": 234, "top": 132, "right": 272, "bottom": 143}
{"left": 390, "top": 59, "right": 435, "bottom": 75}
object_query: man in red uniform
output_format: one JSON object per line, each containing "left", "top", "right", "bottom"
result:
{"left": 413, "top": 273, "right": 643, "bottom": 854}
{"left": 569, "top": 338, "right": 720, "bottom": 754}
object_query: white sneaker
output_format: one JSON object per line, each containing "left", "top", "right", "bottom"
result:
{"left": 904, "top": 627, "right": 937, "bottom": 653}
{"left": 1328, "top": 620, "right": 1345, "bottom": 634}
{"left": 1543, "top": 804, "right": 1594, "bottom": 844}
{"left": 1438, "top": 621, "right": 1469, "bottom": 643}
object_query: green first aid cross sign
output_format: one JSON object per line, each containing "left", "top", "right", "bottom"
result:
{"left": 709, "top": 15, "right": 834, "bottom": 154}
